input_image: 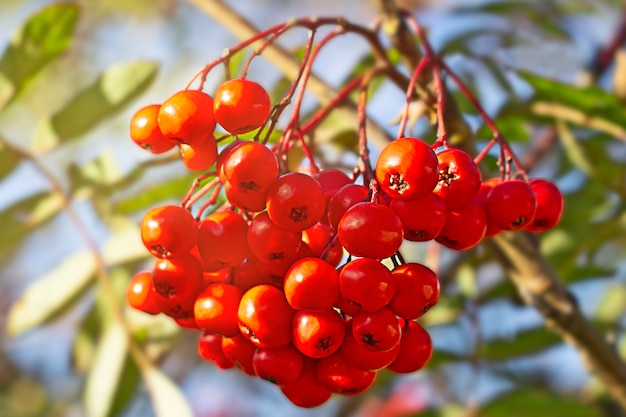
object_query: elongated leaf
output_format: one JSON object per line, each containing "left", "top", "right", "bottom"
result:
{"left": 142, "top": 365, "right": 194, "bottom": 417}
{"left": 7, "top": 251, "right": 96, "bottom": 335}
{"left": 114, "top": 173, "right": 197, "bottom": 214}
{"left": 0, "top": 139, "right": 21, "bottom": 181}
{"left": 0, "top": 191, "right": 64, "bottom": 256}
{"left": 479, "top": 327, "right": 562, "bottom": 361}
{"left": 481, "top": 388, "right": 602, "bottom": 417}
{"left": 519, "top": 71, "right": 626, "bottom": 130}
{"left": 32, "top": 60, "right": 159, "bottom": 152}
{"left": 0, "top": 3, "right": 78, "bottom": 110}
{"left": 84, "top": 321, "right": 129, "bottom": 417}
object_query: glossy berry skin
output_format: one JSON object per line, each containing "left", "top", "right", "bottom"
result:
{"left": 237, "top": 284, "right": 295, "bottom": 349}
{"left": 339, "top": 258, "right": 395, "bottom": 313}
{"left": 338, "top": 202, "right": 404, "bottom": 259}
{"left": 526, "top": 178, "right": 564, "bottom": 232}
{"left": 126, "top": 270, "right": 160, "bottom": 315}
{"left": 292, "top": 309, "right": 346, "bottom": 359}
{"left": 433, "top": 148, "right": 482, "bottom": 209}
{"left": 266, "top": 172, "right": 326, "bottom": 232}
{"left": 178, "top": 137, "right": 218, "bottom": 171}
{"left": 213, "top": 78, "right": 271, "bottom": 134}
{"left": 158, "top": 90, "right": 216, "bottom": 146}
{"left": 197, "top": 331, "right": 235, "bottom": 370}
{"left": 387, "top": 320, "right": 433, "bottom": 373}
{"left": 152, "top": 253, "right": 204, "bottom": 301}
{"left": 316, "top": 352, "right": 377, "bottom": 395}
{"left": 197, "top": 210, "right": 249, "bottom": 271}
{"left": 475, "top": 178, "right": 502, "bottom": 237}
{"left": 340, "top": 326, "right": 401, "bottom": 371}
{"left": 194, "top": 283, "right": 244, "bottom": 337}
{"left": 252, "top": 344, "right": 305, "bottom": 385}
{"left": 221, "top": 334, "right": 257, "bottom": 375}
{"left": 284, "top": 257, "right": 340, "bottom": 311}
{"left": 130, "top": 104, "right": 175, "bottom": 154}
{"left": 280, "top": 358, "right": 332, "bottom": 408}
{"left": 351, "top": 308, "right": 402, "bottom": 352}
{"left": 327, "top": 183, "right": 370, "bottom": 231}
{"left": 486, "top": 180, "right": 537, "bottom": 231}
{"left": 389, "top": 193, "right": 447, "bottom": 241}
{"left": 140, "top": 205, "right": 198, "bottom": 259}
{"left": 313, "top": 168, "right": 352, "bottom": 224}
{"left": 375, "top": 137, "right": 439, "bottom": 200}
{"left": 301, "top": 223, "right": 344, "bottom": 267}
{"left": 222, "top": 141, "right": 279, "bottom": 212}
{"left": 247, "top": 211, "right": 302, "bottom": 266}
{"left": 388, "top": 263, "right": 440, "bottom": 320}
{"left": 436, "top": 198, "right": 487, "bottom": 251}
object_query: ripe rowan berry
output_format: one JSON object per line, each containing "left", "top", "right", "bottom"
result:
{"left": 130, "top": 104, "right": 175, "bottom": 154}
{"left": 158, "top": 89, "right": 216, "bottom": 146}
{"left": 213, "top": 78, "right": 271, "bottom": 134}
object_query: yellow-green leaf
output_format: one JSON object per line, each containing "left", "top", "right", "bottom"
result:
{"left": 7, "top": 251, "right": 96, "bottom": 335}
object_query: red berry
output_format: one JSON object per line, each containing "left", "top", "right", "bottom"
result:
{"left": 388, "top": 263, "right": 439, "bottom": 320}
{"left": 475, "top": 178, "right": 502, "bottom": 237}
{"left": 198, "top": 331, "right": 235, "bottom": 370}
{"left": 327, "top": 183, "right": 369, "bottom": 230}
{"left": 158, "top": 90, "right": 216, "bottom": 146}
{"left": 387, "top": 320, "right": 433, "bottom": 373}
{"left": 433, "top": 148, "right": 482, "bottom": 209}
{"left": 436, "top": 198, "right": 487, "bottom": 250}
{"left": 140, "top": 205, "right": 198, "bottom": 259}
{"left": 130, "top": 104, "right": 175, "bottom": 154}
{"left": 237, "top": 284, "right": 295, "bottom": 349}
{"left": 126, "top": 270, "right": 160, "bottom": 315}
{"left": 152, "top": 253, "right": 204, "bottom": 301}
{"left": 375, "top": 137, "right": 439, "bottom": 200}
{"left": 316, "top": 351, "right": 377, "bottom": 395}
{"left": 197, "top": 210, "right": 249, "bottom": 271}
{"left": 252, "top": 344, "right": 305, "bottom": 385}
{"left": 338, "top": 201, "right": 403, "bottom": 259}
{"left": 280, "top": 358, "right": 332, "bottom": 408}
{"left": 526, "top": 178, "right": 564, "bottom": 232}
{"left": 339, "top": 329, "right": 401, "bottom": 371}
{"left": 389, "top": 193, "right": 447, "bottom": 241}
{"left": 213, "top": 78, "right": 271, "bottom": 134}
{"left": 194, "top": 283, "right": 244, "bottom": 337}
{"left": 266, "top": 172, "right": 326, "bottom": 232}
{"left": 221, "top": 334, "right": 257, "bottom": 375}
{"left": 486, "top": 180, "right": 537, "bottom": 231}
{"left": 284, "top": 257, "right": 340, "bottom": 311}
{"left": 247, "top": 211, "right": 302, "bottom": 266}
{"left": 292, "top": 309, "right": 346, "bottom": 359}
{"left": 178, "top": 137, "right": 218, "bottom": 171}
{"left": 301, "top": 223, "right": 344, "bottom": 267}
{"left": 339, "top": 258, "right": 395, "bottom": 313}
{"left": 351, "top": 308, "right": 402, "bottom": 352}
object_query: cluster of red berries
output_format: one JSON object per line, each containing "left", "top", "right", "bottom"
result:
{"left": 125, "top": 75, "right": 563, "bottom": 408}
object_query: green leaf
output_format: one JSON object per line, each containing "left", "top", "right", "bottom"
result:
{"left": 479, "top": 326, "right": 562, "bottom": 361}
{"left": 0, "top": 139, "right": 21, "bottom": 182}
{"left": 0, "top": 191, "right": 64, "bottom": 257}
{"left": 142, "top": 365, "right": 194, "bottom": 417}
{"left": 480, "top": 388, "right": 602, "bottom": 417}
{"left": 518, "top": 70, "right": 626, "bottom": 132}
{"left": 32, "top": 60, "right": 159, "bottom": 153}
{"left": 84, "top": 321, "right": 129, "bottom": 417}
{"left": 7, "top": 251, "right": 96, "bottom": 335}
{"left": 595, "top": 283, "right": 626, "bottom": 323}
{"left": 114, "top": 173, "right": 196, "bottom": 214}
{"left": 0, "top": 3, "right": 79, "bottom": 110}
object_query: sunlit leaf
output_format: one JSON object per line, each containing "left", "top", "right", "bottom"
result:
{"left": 7, "top": 251, "right": 96, "bottom": 335}
{"left": 0, "top": 3, "right": 79, "bottom": 110}
{"left": 480, "top": 388, "right": 602, "bottom": 417}
{"left": 0, "top": 139, "right": 21, "bottom": 181}
{"left": 84, "top": 321, "right": 129, "bottom": 417}
{"left": 141, "top": 365, "right": 194, "bottom": 417}
{"left": 114, "top": 173, "right": 196, "bottom": 214}
{"left": 32, "top": 60, "right": 159, "bottom": 153}
{"left": 479, "top": 327, "right": 562, "bottom": 361}
{"left": 594, "top": 283, "right": 626, "bottom": 323}
{"left": 0, "top": 191, "right": 64, "bottom": 256}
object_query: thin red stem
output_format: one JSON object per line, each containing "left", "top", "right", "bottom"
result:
{"left": 180, "top": 172, "right": 217, "bottom": 208}
{"left": 397, "top": 56, "right": 430, "bottom": 140}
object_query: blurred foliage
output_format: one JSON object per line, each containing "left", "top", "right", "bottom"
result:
{"left": 0, "top": 0, "right": 626, "bottom": 417}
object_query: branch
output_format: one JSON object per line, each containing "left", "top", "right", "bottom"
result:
{"left": 374, "top": 0, "right": 626, "bottom": 410}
